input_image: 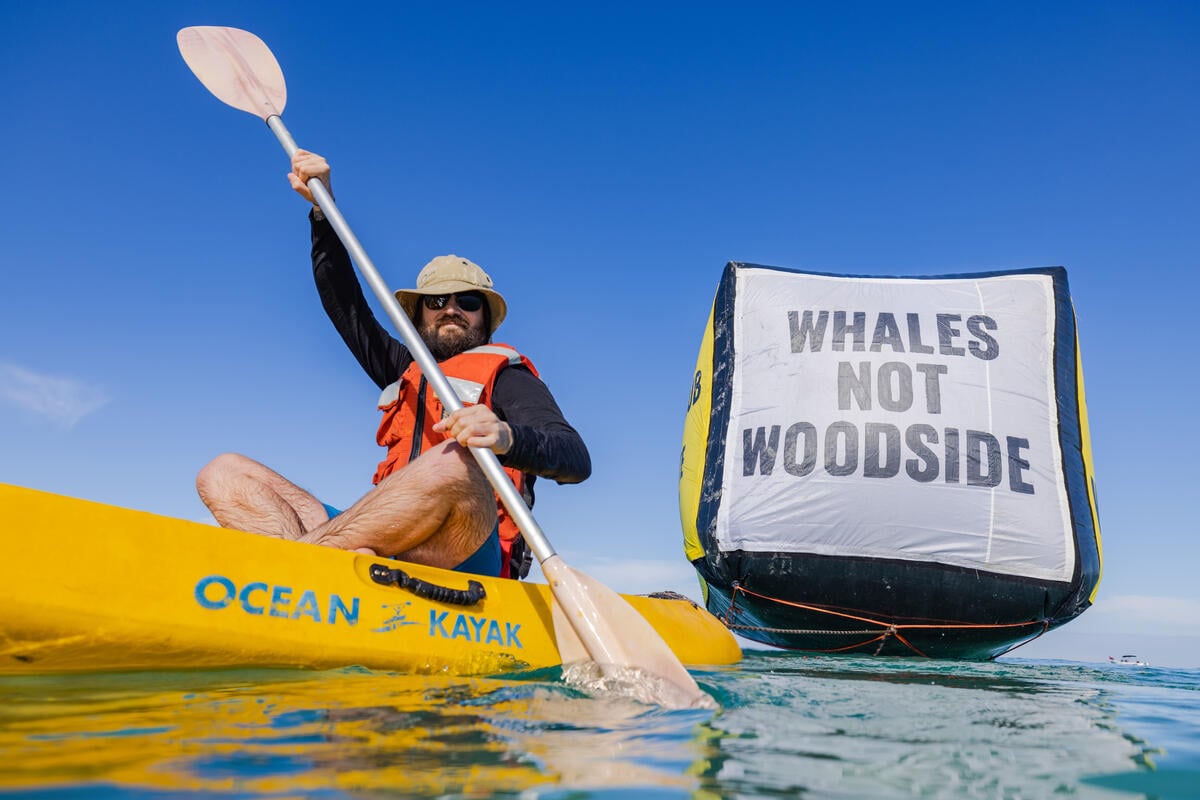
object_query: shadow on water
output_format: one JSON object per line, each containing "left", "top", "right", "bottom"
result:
{"left": 0, "top": 653, "right": 1196, "bottom": 798}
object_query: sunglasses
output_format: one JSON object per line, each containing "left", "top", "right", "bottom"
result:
{"left": 422, "top": 292, "right": 485, "bottom": 313}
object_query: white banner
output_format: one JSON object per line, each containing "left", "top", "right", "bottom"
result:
{"left": 716, "top": 268, "right": 1073, "bottom": 581}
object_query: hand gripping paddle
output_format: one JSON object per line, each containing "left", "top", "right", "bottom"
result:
{"left": 177, "top": 26, "right": 715, "bottom": 709}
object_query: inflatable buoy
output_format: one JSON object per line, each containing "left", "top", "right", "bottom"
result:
{"left": 680, "top": 263, "right": 1102, "bottom": 659}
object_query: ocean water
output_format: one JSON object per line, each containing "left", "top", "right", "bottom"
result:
{"left": 0, "top": 653, "right": 1196, "bottom": 799}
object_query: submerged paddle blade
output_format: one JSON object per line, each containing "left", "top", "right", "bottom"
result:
{"left": 544, "top": 558, "right": 714, "bottom": 709}
{"left": 177, "top": 26, "right": 286, "bottom": 119}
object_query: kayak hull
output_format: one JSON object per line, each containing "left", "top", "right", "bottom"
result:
{"left": 0, "top": 484, "right": 740, "bottom": 675}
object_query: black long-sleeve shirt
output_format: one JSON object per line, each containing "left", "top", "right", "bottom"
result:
{"left": 308, "top": 213, "right": 591, "bottom": 504}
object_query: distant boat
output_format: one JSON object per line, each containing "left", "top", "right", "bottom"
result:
{"left": 1109, "top": 655, "right": 1149, "bottom": 666}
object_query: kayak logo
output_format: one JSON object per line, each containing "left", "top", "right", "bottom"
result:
{"left": 373, "top": 602, "right": 420, "bottom": 633}
{"left": 193, "top": 575, "right": 522, "bottom": 649}
{"left": 194, "top": 575, "right": 360, "bottom": 625}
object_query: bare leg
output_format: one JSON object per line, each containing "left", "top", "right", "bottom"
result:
{"left": 196, "top": 453, "right": 330, "bottom": 539}
{"left": 300, "top": 440, "right": 497, "bottom": 570}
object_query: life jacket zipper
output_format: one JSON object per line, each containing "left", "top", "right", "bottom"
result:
{"left": 408, "top": 376, "right": 427, "bottom": 463}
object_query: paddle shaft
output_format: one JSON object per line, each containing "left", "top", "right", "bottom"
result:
{"left": 264, "top": 117, "right": 559, "bottom": 567}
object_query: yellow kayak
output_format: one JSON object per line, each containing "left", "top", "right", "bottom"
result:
{"left": 0, "top": 484, "right": 740, "bottom": 675}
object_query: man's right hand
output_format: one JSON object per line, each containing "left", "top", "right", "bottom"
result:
{"left": 289, "top": 149, "right": 332, "bottom": 206}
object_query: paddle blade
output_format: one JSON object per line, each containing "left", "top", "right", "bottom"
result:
{"left": 177, "top": 26, "right": 286, "bottom": 119}
{"left": 543, "top": 557, "right": 714, "bottom": 709}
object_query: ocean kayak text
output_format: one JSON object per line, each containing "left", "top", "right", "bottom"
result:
{"left": 193, "top": 575, "right": 523, "bottom": 647}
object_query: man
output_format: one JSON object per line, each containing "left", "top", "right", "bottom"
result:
{"left": 196, "top": 150, "right": 590, "bottom": 579}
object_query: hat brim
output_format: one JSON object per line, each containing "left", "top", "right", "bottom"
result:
{"left": 395, "top": 280, "right": 507, "bottom": 335}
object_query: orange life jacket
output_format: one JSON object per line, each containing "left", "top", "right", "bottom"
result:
{"left": 372, "top": 344, "right": 537, "bottom": 579}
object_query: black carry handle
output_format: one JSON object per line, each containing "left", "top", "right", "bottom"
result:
{"left": 369, "top": 563, "right": 487, "bottom": 606}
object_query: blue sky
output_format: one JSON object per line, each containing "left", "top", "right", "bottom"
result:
{"left": 3, "top": 1, "right": 1198, "bottom": 667}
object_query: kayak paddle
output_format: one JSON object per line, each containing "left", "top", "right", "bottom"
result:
{"left": 177, "top": 26, "right": 714, "bottom": 709}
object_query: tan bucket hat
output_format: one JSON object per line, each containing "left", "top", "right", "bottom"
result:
{"left": 394, "top": 254, "right": 507, "bottom": 334}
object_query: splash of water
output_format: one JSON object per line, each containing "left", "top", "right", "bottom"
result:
{"left": 561, "top": 660, "right": 719, "bottom": 710}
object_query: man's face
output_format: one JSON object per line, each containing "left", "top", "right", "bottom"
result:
{"left": 417, "top": 293, "right": 489, "bottom": 361}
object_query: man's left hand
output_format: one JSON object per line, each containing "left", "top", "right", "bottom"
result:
{"left": 433, "top": 405, "right": 513, "bottom": 454}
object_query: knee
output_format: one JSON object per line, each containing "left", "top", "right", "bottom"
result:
{"left": 422, "top": 440, "right": 486, "bottom": 486}
{"left": 388, "top": 441, "right": 492, "bottom": 501}
{"left": 426, "top": 442, "right": 497, "bottom": 528}
{"left": 196, "top": 452, "right": 255, "bottom": 498}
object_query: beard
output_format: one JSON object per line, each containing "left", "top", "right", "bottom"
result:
{"left": 418, "top": 315, "right": 489, "bottom": 361}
